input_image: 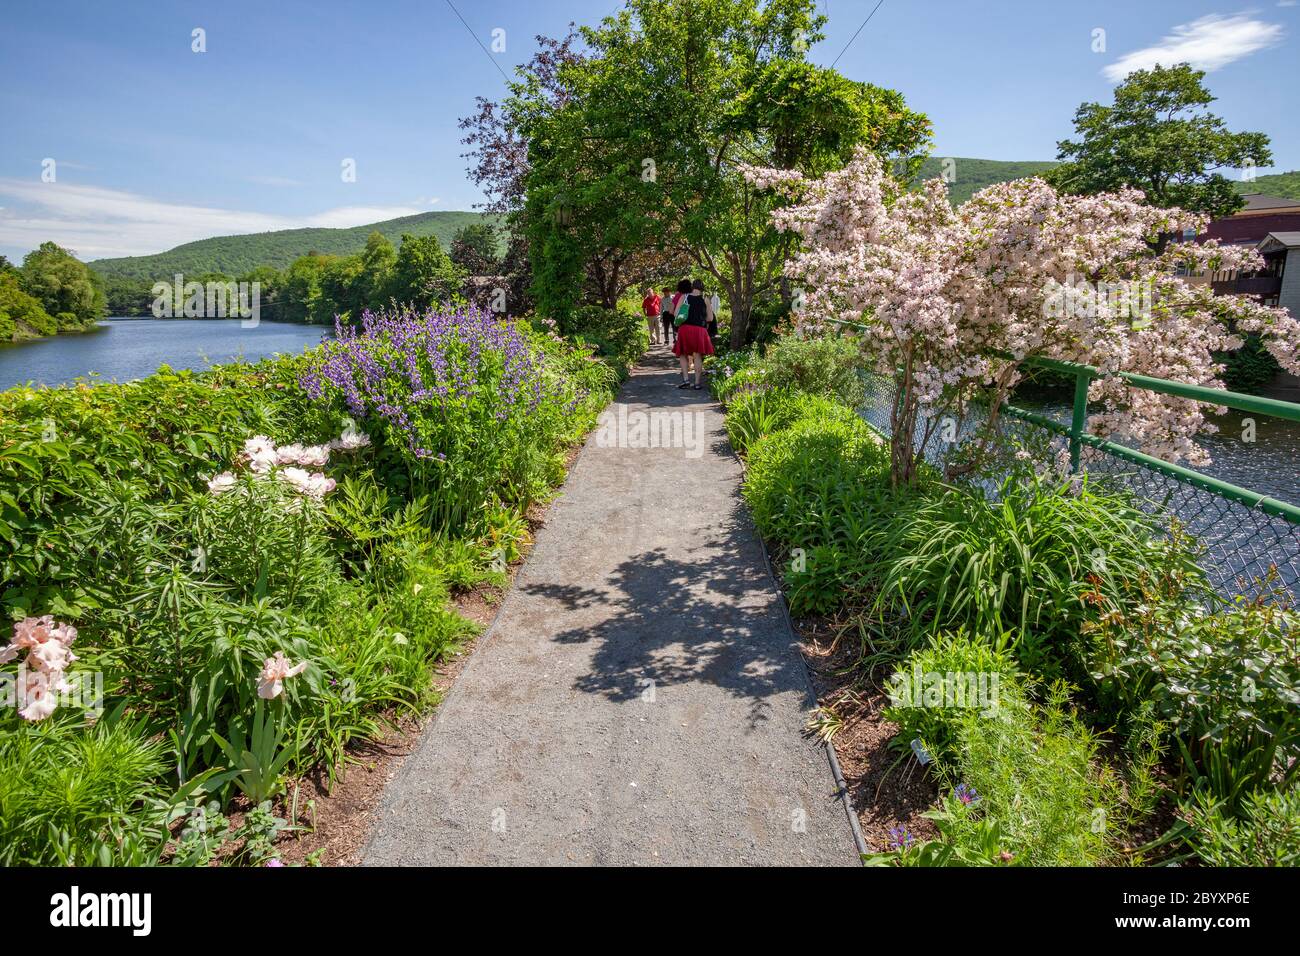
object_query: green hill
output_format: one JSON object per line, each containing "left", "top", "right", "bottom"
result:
{"left": 915, "top": 157, "right": 1059, "bottom": 205}
{"left": 89, "top": 210, "right": 495, "bottom": 281}
{"left": 1234, "top": 171, "right": 1300, "bottom": 202}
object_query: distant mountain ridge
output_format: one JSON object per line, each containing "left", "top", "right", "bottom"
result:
{"left": 914, "top": 157, "right": 1059, "bottom": 205}
{"left": 1234, "top": 171, "right": 1300, "bottom": 202}
{"left": 88, "top": 210, "right": 494, "bottom": 281}
{"left": 84, "top": 164, "right": 1300, "bottom": 284}
{"left": 912, "top": 158, "right": 1300, "bottom": 206}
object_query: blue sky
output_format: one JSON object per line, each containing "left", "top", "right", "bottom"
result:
{"left": 1, "top": 0, "right": 1297, "bottom": 262}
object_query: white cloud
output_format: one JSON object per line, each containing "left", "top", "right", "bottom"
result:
{"left": 1103, "top": 13, "right": 1285, "bottom": 82}
{"left": 0, "top": 180, "right": 423, "bottom": 260}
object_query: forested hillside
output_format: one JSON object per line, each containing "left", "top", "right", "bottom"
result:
{"left": 914, "top": 156, "right": 1059, "bottom": 204}
{"left": 89, "top": 210, "right": 495, "bottom": 281}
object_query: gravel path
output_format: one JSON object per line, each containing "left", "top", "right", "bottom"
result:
{"left": 361, "top": 346, "right": 860, "bottom": 866}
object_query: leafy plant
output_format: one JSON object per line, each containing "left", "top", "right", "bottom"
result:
{"left": 210, "top": 699, "right": 298, "bottom": 804}
{"left": 1182, "top": 786, "right": 1300, "bottom": 866}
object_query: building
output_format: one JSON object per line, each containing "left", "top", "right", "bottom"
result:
{"left": 1198, "top": 194, "right": 1300, "bottom": 316}
{"left": 1191, "top": 195, "right": 1300, "bottom": 397}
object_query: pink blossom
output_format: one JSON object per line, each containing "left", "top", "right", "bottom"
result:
{"left": 275, "top": 442, "right": 305, "bottom": 465}
{"left": 297, "top": 444, "right": 330, "bottom": 468}
{"left": 277, "top": 467, "right": 335, "bottom": 498}
{"left": 330, "top": 425, "right": 371, "bottom": 452}
{"left": 257, "top": 651, "right": 308, "bottom": 700}
{"left": 207, "top": 472, "right": 238, "bottom": 494}
{"left": 241, "top": 435, "right": 279, "bottom": 474}
{"left": 16, "top": 668, "right": 71, "bottom": 722}
{"left": 744, "top": 148, "right": 1300, "bottom": 468}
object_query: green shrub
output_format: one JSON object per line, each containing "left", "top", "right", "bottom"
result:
{"left": 0, "top": 716, "right": 170, "bottom": 866}
{"left": 1086, "top": 573, "right": 1300, "bottom": 807}
{"left": 883, "top": 630, "right": 1023, "bottom": 766}
{"left": 1217, "top": 333, "right": 1281, "bottom": 394}
{"left": 872, "top": 682, "right": 1123, "bottom": 866}
{"left": 759, "top": 332, "right": 865, "bottom": 407}
{"left": 1183, "top": 786, "right": 1300, "bottom": 866}
{"left": 563, "top": 304, "right": 648, "bottom": 376}
{"left": 743, "top": 408, "right": 889, "bottom": 614}
{"left": 878, "top": 473, "right": 1206, "bottom": 678}
{"left": 725, "top": 387, "right": 803, "bottom": 454}
{"left": 952, "top": 682, "right": 1121, "bottom": 865}
{"left": 301, "top": 308, "right": 602, "bottom": 535}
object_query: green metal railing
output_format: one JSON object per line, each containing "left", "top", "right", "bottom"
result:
{"left": 826, "top": 316, "right": 1300, "bottom": 594}
{"left": 997, "top": 352, "right": 1300, "bottom": 527}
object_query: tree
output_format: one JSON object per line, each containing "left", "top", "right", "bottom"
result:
{"left": 1047, "top": 64, "right": 1271, "bottom": 223}
{"left": 356, "top": 232, "right": 397, "bottom": 312}
{"left": 19, "top": 241, "right": 106, "bottom": 329}
{"left": 449, "top": 222, "right": 502, "bottom": 278}
{"left": 504, "top": 0, "right": 931, "bottom": 344}
{"left": 386, "top": 234, "right": 462, "bottom": 309}
{"left": 318, "top": 255, "right": 365, "bottom": 323}
{"left": 280, "top": 254, "right": 330, "bottom": 324}
{"left": 0, "top": 271, "right": 57, "bottom": 340}
{"left": 749, "top": 149, "right": 1300, "bottom": 486}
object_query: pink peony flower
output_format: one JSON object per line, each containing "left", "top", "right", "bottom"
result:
{"left": 297, "top": 444, "right": 330, "bottom": 468}
{"left": 241, "top": 435, "right": 278, "bottom": 474}
{"left": 278, "top": 467, "right": 335, "bottom": 499}
{"left": 207, "top": 472, "right": 238, "bottom": 494}
{"left": 275, "top": 443, "right": 305, "bottom": 465}
{"left": 330, "top": 426, "right": 371, "bottom": 452}
{"left": 257, "top": 651, "right": 308, "bottom": 700}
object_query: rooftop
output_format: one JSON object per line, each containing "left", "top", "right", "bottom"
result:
{"left": 1239, "top": 193, "right": 1300, "bottom": 212}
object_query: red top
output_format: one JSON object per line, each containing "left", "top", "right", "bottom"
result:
{"left": 642, "top": 293, "right": 661, "bottom": 317}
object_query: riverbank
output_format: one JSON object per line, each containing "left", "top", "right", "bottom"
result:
{"left": 0, "top": 318, "right": 330, "bottom": 390}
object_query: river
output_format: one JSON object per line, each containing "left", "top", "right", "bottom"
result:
{"left": 0, "top": 318, "right": 329, "bottom": 391}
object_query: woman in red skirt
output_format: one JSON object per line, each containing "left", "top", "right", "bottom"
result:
{"left": 673, "top": 279, "right": 715, "bottom": 390}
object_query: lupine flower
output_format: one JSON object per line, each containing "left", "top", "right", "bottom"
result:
{"left": 207, "top": 472, "right": 238, "bottom": 494}
{"left": 257, "top": 651, "right": 308, "bottom": 700}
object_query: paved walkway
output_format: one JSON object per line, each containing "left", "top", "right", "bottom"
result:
{"left": 362, "top": 346, "right": 859, "bottom": 866}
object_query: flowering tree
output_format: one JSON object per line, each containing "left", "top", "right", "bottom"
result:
{"left": 744, "top": 149, "right": 1300, "bottom": 487}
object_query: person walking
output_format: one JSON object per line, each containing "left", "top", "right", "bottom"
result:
{"left": 641, "top": 287, "right": 661, "bottom": 345}
{"left": 672, "top": 279, "right": 715, "bottom": 390}
{"left": 659, "top": 284, "right": 677, "bottom": 347}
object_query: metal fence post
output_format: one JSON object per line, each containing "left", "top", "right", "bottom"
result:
{"left": 1069, "top": 369, "right": 1091, "bottom": 473}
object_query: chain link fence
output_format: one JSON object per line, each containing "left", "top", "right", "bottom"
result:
{"left": 857, "top": 370, "right": 1300, "bottom": 600}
